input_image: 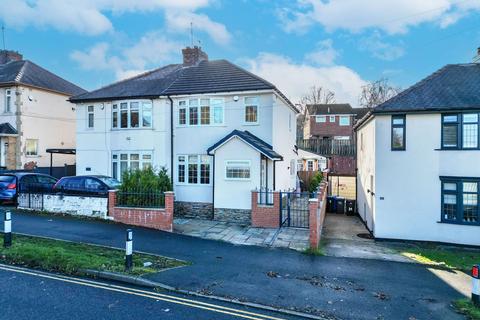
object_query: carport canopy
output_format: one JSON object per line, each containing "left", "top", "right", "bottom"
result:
{"left": 46, "top": 148, "right": 76, "bottom": 176}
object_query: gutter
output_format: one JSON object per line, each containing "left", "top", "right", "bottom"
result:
{"left": 168, "top": 96, "right": 174, "bottom": 185}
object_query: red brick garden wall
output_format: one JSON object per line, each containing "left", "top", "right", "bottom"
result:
{"left": 309, "top": 181, "right": 328, "bottom": 249}
{"left": 108, "top": 191, "right": 174, "bottom": 232}
{"left": 251, "top": 191, "right": 280, "bottom": 228}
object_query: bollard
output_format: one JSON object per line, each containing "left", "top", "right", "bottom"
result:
{"left": 125, "top": 229, "right": 133, "bottom": 271}
{"left": 473, "top": 264, "right": 479, "bottom": 307}
{"left": 3, "top": 211, "right": 12, "bottom": 248}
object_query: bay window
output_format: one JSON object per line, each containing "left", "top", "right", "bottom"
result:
{"left": 111, "top": 152, "right": 153, "bottom": 180}
{"left": 178, "top": 98, "right": 224, "bottom": 126}
{"left": 177, "top": 155, "right": 211, "bottom": 185}
{"left": 441, "top": 177, "right": 480, "bottom": 225}
{"left": 112, "top": 101, "right": 153, "bottom": 129}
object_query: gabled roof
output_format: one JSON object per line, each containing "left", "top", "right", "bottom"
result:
{"left": 207, "top": 130, "right": 283, "bottom": 160}
{"left": 374, "top": 63, "right": 480, "bottom": 113}
{"left": 0, "top": 123, "right": 17, "bottom": 135}
{"left": 0, "top": 60, "right": 86, "bottom": 96}
{"left": 70, "top": 59, "right": 297, "bottom": 111}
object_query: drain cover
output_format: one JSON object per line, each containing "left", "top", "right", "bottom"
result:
{"left": 357, "top": 233, "right": 374, "bottom": 239}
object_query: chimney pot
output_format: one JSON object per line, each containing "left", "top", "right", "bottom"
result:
{"left": 182, "top": 46, "right": 208, "bottom": 67}
{"left": 0, "top": 50, "right": 23, "bottom": 64}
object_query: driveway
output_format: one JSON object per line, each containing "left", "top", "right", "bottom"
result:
{"left": 5, "top": 211, "right": 468, "bottom": 320}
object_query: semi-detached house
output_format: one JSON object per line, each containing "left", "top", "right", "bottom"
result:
{"left": 356, "top": 63, "right": 480, "bottom": 246}
{"left": 70, "top": 46, "right": 298, "bottom": 224}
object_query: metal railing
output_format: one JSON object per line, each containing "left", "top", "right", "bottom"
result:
{"left": 116, "top": 190, "right": 166, "bottom": 209}
{"left": 297, "top": 138, "right": 356, "bottom": 157}
{"left": 257, "top": 189, "right": 274, "bottom": 205}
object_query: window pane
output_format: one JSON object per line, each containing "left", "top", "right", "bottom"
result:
{"left": 443, "top": 182, "right": 457, "bottom": 191}
{"left": 130, "top": 154, "right": 139, "bottom": 161}
{"left": 463, "top": 182, "right": 478, "bottom": 193}
{"left": 130, "top": 102, "right": 139, "bottom": 128}
{"left": 443, "top": 115, "right": 458, "bottom": 123}
{"left": 392, "top": 118, "right": 404, "bottom": 125}
{"left": 112, "top": 111, "right": 118, "bottom": 128}
{"left": 463, "top": 193, "right": 478, "bottom": 223}
{"left": 212, "top": 101, "right": 223, "bottom": 124}
{"left": 121, "top": 110, "right": 128, "bottom": 128}
{"left": 88, "top": 106, "right": 94, "bottom": 112}
{"left": 443, "top": 194, "right": 457, "bottom": 221}
{"left": 200, "top": 161, "right": 210, "bottom": 184}
{"left": 442, "top": 124, "right": 458, "bottom": 147}
{"left": 201, "top": 106, "right": 210, "bottom": 125}
{"left": 142, "top": 102, "right": 152, "bottom": 127}
{"left": 339, "top": 116, "right": 350, "bottom": 126}
{"left": 245, "top": 105, "right": 257, "bottom": 123}
{"left": 112, "top": 162, "right": 118, "bottom": 180}
{"left": 188, "top": 163, "right": 198, "bottom": 183}
{"left": 462, "top": 123, "right": 478, "bottom": 148}
{"left": 329, "top": 116, "right": 335, "bottom": 122}
{"left": 88, "top": 113, "right": 94, "bottom": 128}
{"left": 392, "top": 127, "right": 404, "bottom": 149}
{"left": 226, "top": 161, "right": 250, "bottom": 179}
{"left": 120, "top": 154, "right": 128, "bottom": 160}
{"left": 178, "top": 156, "right": 186, "bottom": 183}
{"left": 189, "top": 107, "right": 198, "bottom": 125}
{"left": 316, "top": 116, "right": 326, "bottom": 123}
{"left": 26, "top": 139, "right": 38, "bottom": 156}
{"left": 179, "top": 108, "right": 186, "bottom": 125}
{"left": 463, "top": 113, "right": 478, "bottom": 123}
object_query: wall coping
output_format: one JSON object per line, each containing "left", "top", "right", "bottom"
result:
{"left": 114, "top": 205, "right": 166, "bottom": 211}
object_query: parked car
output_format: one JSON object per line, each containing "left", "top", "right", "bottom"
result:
{"left": 53, "top": 175, "right": 121, "bottom": 196}
{"left": 0, "top": 172, "right": 58, "bottom": 203}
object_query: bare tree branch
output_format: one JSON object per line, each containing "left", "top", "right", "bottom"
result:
{"left": 300, "top": 86, "right": 336, "bottom": 108}
{"left": 358, "top": 78, "right": 401, "bottom": 109}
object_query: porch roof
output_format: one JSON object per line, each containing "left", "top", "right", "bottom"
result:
{"left": 0, "top": 123, "right": 17, "bottom": 135}
{"left": 207, "top": 130, "right": 283, "bottom": 160}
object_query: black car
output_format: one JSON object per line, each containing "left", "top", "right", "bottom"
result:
{"left": 53, "top": 175, "right": 121, "bottom": 196}
{"left": 0, "top": 172, "right": 58, "bottom": 203}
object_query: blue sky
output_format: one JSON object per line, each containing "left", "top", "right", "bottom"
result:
{"left": 2, "top": 0, "right": 480, "bottom": 106}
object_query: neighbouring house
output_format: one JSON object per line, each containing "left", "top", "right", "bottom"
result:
{"left": 302, "top": 104, "right": 368, "bottom": 175}
{"left": 70, "top": 46, "right": 298, "bottom": 224}
{"left": 356, "top": 63, "right": 480, "bottom": 246}
{"left": 0, "top": 50, "right": 85, "bottom": 173}
{"left": 296, "top": 148, "right": 327, "bottom": 172}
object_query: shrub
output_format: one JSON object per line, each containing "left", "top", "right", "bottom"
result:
{"left": 307, "top": 171, "right": 323, "bottom": 193}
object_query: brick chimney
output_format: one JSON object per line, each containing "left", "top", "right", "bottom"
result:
{"left": 0, "top": 50, "right": 23, "bottom": 64}
{"left": 182, "top": 46, "right": 208, "bottom": 66}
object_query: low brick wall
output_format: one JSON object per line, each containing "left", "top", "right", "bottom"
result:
{"left": 309, "top": 181, "right": 328, "bottom": 249}
{"left": 251, "top": 191, "right": 280, "bottom": 228}
{"left": 108, "top": 191, "right": 174, "bottom": 232}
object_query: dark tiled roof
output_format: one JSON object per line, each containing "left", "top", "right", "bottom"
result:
{"left": 70, "top": 60, "right": 297, "bottom": 111}
{"left": 0, "top": 60, "right": 85, "bottom": 96}
{"left": 306, "top": 104, "right": 353, "bottom": 115}
{"left": 207, "top": 130, "right": 283, "bottom": 160}
{"left": 374, "top": 63, "right": 480, "bottom": 113}
{"left": 354, "top": 107, "right": 370, "bottom": 119}
{"left": 0, "top": 123, "right": 17, "bottom": 135}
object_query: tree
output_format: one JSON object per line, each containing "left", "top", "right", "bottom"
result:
{"left": 300, "top": 86, "right": 336, "bottom": 108}
{"left": 359, "top": 78, "right": 401, "bottom": 109}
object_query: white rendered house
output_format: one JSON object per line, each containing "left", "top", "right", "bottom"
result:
{"left": 71, "top": 47, "right": 298, "bottom": 223}
{"left": 356, "top": 63, "right": 480, "bottom": 246}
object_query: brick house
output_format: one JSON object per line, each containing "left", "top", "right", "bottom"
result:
{"left": 302, "top": 104, "right": 368, "bottom": 175}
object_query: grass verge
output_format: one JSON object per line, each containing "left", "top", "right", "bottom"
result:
{"left": 0, "top": 234, "right": 186, "bottom": 276}
{"left": 303, "top": 246, "right": 324, "bottom": 256}
{"left": 453, "top": 299, "right": 480, "bottom": 320}
{"left": 398, "top": 244, "right": 479, "bottom": 272}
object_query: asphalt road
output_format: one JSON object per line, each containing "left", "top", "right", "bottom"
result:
{"left": 3, "top": 211, "right": 467, "bottom": 320}
{"left": 0, "top": 264, "right": 302, "bottom": 320}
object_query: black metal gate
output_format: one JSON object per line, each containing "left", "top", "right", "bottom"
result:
{"left": 280, "top": 192, "right": 310, "bottom": 228}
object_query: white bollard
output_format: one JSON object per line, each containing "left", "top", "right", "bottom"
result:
{"left": 3, "top": 211, "right": 11, "bottom": 247}
{"left": 125, "top": 229, "right": 133, "bottom": 271}
{"left": 473, "top": 265, "right": 479, "bottom": 307}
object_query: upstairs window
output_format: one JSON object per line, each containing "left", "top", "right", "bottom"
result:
{"left": 442, "top": 113, "right": 480, "bottom": 149}
{"left": 5, "top": 89, "right": 12, "bottom": 113}
{"left": 441, "top": 177, "right": 479, "bottom": 226}
{"left": 462, "top": 114, "right": 478, "bottom": 149}
{"left": 178, "top": 98, "right": 224, "bottom": 126}
{"left": 315, "top": 116, "right": 326, "bottom": 123}
{"left": 112, "top": 101, "right": 153, "bottom": 129}
{"left": 339, "top": 116, "right": 350, "bottom": 126}
{"left": 329, "top": 116, "right": 335, "bottom": 122}
{"left": 391, "top": 115, "right": 406, "bottom": 151}
{"left": 87, "top": 106, "right": 94, "bottom": 128}
{"left": 244, "top": 97, "right": 259, "bottom": 124}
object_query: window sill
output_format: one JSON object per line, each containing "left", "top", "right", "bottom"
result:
{"left": 111, "top": 127, "right": 154, "bottom": 131}
{"left": 176, "top": 124, "right": 226, "bottom": 128}
{"left": 25, "top": 155, "right": 40, "bottom": 158}
{"left": 243, "top": 123, "right": 259, "bottom": 126}
{"left": 175, "top": 183, "right": 212, "bottom": 187}
{"left": 437, "top": 220, "right": 479, "bottom": 227}
{"left": 434, "top": 148, "right": 480, "bottom": 151}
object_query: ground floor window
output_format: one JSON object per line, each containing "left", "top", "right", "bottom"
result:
{"left": 112, "top": 152, "right": 153, "bottom": 180}
{"left": 307, "top": 160, "right": 314, "bottom": 171}
{"left": 225, "top": 160, "right": 251, "bottom": 180}
{"left": 440, "top": 177, "right": 479, "bottom": 225}
{"left": 177, "top": 154, "right": 211, "bottom": 185}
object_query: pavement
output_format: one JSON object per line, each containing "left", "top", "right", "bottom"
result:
{"left": 4, "top": 210, "right": 469, "bottom": 320}
{"left": 174, "top": 218, "right": 309, "bottom": 251}
{"left": 0, "top": 264, "right": 300, "bottom": 320}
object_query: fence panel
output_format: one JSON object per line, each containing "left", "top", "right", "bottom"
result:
{"left": 297, "top": 139, "right": 355, "bottom": 157}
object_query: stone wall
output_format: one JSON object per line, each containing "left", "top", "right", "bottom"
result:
{"left": 174, "top": 201, "right": 213, "bottom": 220}
{"left": 214, "top": 208, "right": 251, "bottom": 225}
{"left": 108, "top": 191, "right": 174, "bottom": 232}
{"left": 251, "top": 191, "right": 280, "bottom": 228}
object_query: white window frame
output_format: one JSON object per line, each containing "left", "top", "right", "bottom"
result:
{"left": 5, "top": 89, "right": 12, "bottom": 113}
{"left": 296, "top": 160, "right": 304, "bottom": 171}
{"left": 87, "top": 105, "right": 94, "bottom": 129}
{"left": 244, "top": 97, "right": 259, "bottom": 125}
{"left": 25, "top": 139, "right": 39, "bottom": 157}
{"left": 315, "top": 116, "right": 326, "bottom": 123}
{"left": 307, "top": 160, "right": 314, "bottom": 171}
{"left": 225, "top": 160, "right": 251, "bottom": 180}
{"left": 111, "top": 100, "right": 153, "bottom": 130}
{"left": 111, "top": 151, "right": 153, "bottom": 181}
{"left": 329, "top": 115, "right": 335, "bottom": 122}
{"left": 176, "top": 154, "right": 211, "bottom": 185}
{"left": 178, "top": 98, "right": 224, "bottom": 127}
{"left": 339, "top": 116, "right": 350, "bottom": 126}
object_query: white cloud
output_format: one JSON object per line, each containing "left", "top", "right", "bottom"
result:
{"left": 304, "top": 39, "right": 338, "bottom": 65}
{"left": 244, "top": 53, "right": 367, "bottom": 106}
{"left": 359, "top": 32, "right": 405, "bottom": 61}
{"left": 0, "top": 0, "right": 231, "bottom": 43}
{"left": 279, "top": 0, "right": 480, "bottom": 34}
{"left": 70, "top": 33, "right": 182, "bottom": 80}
